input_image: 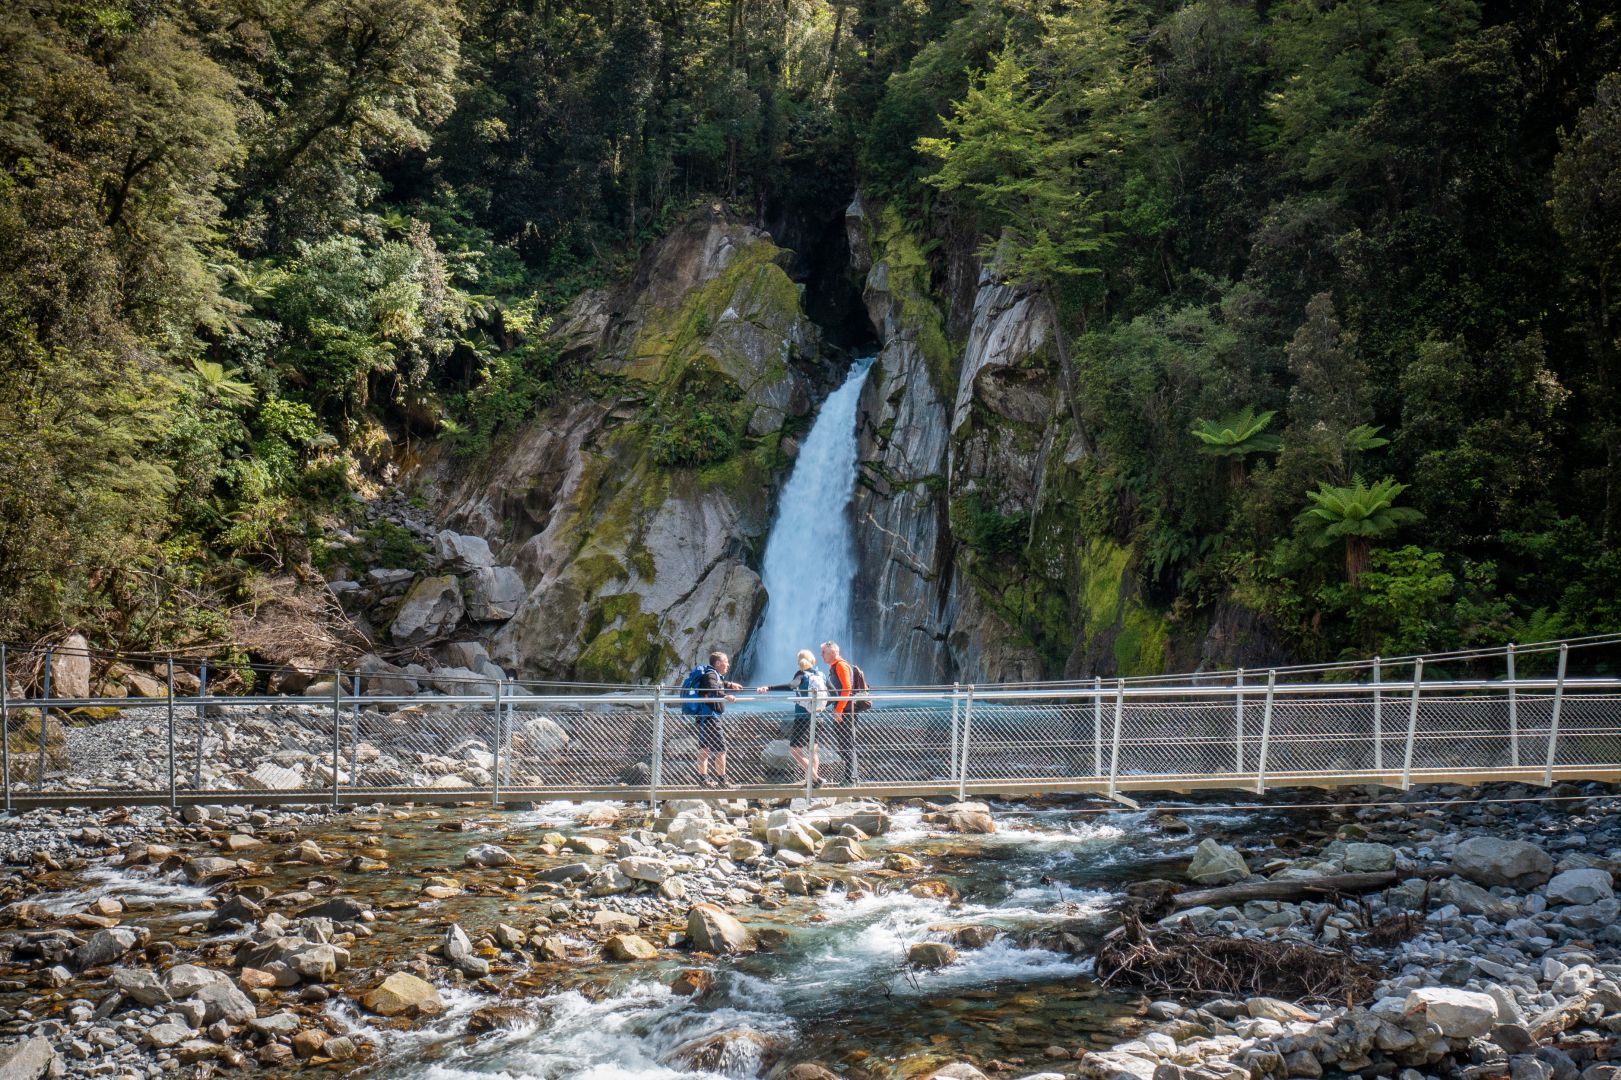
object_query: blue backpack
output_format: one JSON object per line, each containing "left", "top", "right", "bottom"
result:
{"left": 680, "top": 665, "right": 716, "bottom": 716}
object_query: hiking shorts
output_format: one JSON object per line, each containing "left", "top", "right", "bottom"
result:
{"left": 694, "top": 716, "right": 728, "bottom": 753}
{"left": 789, "top": 712, "right": 816, "bottom": 749}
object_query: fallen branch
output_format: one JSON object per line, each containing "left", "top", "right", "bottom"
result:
{"left": 1169, "top": 867, "right": 1446, "bottom": 912}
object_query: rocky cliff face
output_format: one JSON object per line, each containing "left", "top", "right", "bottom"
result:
{"left": 846, "top": 197, "right": 1176, "bottom": 684}
{"left": 422, "top": 207, "right": 822, "bottom": 683}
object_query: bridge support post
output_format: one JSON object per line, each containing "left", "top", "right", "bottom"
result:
{"left": 331, "top": 669, "right": 342, "bottom": 808}
{"left": 1107, "top": 681, "right": 1124, "bottom": 799}
{"left": 193, "top": 662, "right": 207, "bottom": 790}
{"left": 2, "top": 644, "right": 9, "bottom": 812}
{"left": 958, "top": 686, "right": 975, "bottom": 801}
{"left": 166, "top": 659, "right": 176, "bottom": 809}
{"left": 1372, "top": 657, "right": 1383, "bottom": 772}
{"left": 1093, "top": 676, "right": 1103, "bottom": 777}
{"left": 1543, "top": 643, "right": 1568, "bottom": 787}
{"left": 1507, "top": 643, "right": 1520, "bottom": 768}
{"left": 349, "top": 674, "right": 361, "bottom": 788}
{"left": 1255, "top": 670, "right": 1275, "bottom": 794}
{"left": 651, "top": 686, "right": 665, "bottom": 809}
{"left": 1401, "top": 658, "right": 1424, "bottom": 790}
{"left": 1235, "top": 669, "right": 1246, "bottom": 774}
{"left": 949, "top": 683, "right": 960, "bottom": 782}
{"left": 491, "top": 678, "right": 502, "bottom": 807}
{"left": 502, "top": 680, "right": 514, "bottom": 789}
{"left": 38, "top": 648, "right": 50, "bottom": 792}
{"left": 804, "top": 701, "right": 817, "bottom": 805}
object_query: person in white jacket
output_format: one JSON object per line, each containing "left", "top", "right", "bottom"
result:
{"left": 756, "top": 649, "right": 828, "bottom": 785}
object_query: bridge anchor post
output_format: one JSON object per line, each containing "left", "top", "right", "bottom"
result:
{"left": 1543, "top": 644, "right": 1568, "bottom": 787}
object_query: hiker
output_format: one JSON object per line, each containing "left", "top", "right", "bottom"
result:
{"left": 821, "top": 640, "right": 870, "bottom": 785}
{"left": 681, "top": 650, "right": 742, "bottom": 788}
{"left": 756, "top": 649, "right": 830, "bottom": 786}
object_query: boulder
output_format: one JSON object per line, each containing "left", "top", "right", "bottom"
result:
{"left": 1187, "top": 839, "right": 1249, "bottom": 885}
{"left": 1404, "top": 987, "right": 1498, "bottom": 1039}
{"left": 357, "top": 654, "right": 417, "bottom": 696}
{"left": 434, "top": 530, "right": 494, "bottom": 572}
{"left": 243, "top": 763, "right": 304, "bottom": 791}
{"left": 297, "top": 897, "right": 367, "bottom": 923}
{"left": 538, "top": 862, "right": 592, "bottom": 883}
{"left": 565, "top": 835, "right": 613, "bottom": 856}
{"left": 940, "top": 810, "right": 996, "bottom": 834}
{"left": 605, "top": 934, "right": 659, "bottom": 961}
{"left": 112, "top": 967, "right": 171, "bottom": 1005}
{"left": 908, "top": 942, "right": 958, "bottom": 969}
{"left": 1342, "top": 842, "right": 1397, "bottom": 873}
{"left": 819, "top": 837, "right": 865, "bottom": 864}
{"left": 1452, "top": 837, "right": 1554, "bottom": 889}
{"left": 467, "top": 1005, "right": 533, "bottom": 1033}
{"left": 165, "top": 964, "right": 229, "bottom": 998}
{"left": 619, "top": 856, "right": 676, "bottom": 884}
{"left": 766, "top": 813, "right": 821, "bottom": 856}
{"left": 687, "top": 903, "right": 756, "bottom": 954}
{"left": 466, "top": 565, "right": 526, "bottom": 622}
{"left": 663, "top": 1028, "right": 785, "bottom": 1075}
{"left": 760, "top": 739, "right": 800, "bottom": 777}
{"left": 193, "top": 980, "right": 258, "bottom": 1025}
{"left": 50, "top": 635, "right": 93, "bottom": 698}
{"left": 362, "top": 972, "right": 445, "bottom": 1018}
{"left": 71, "top": 927, "right": 139, "bottom": 970}
{"left": 464, "top": 844, "right": 515, "bottom": 868}
{"left": 0, "top": 1036, "right": 59, "bottom": 1080}
{"left": 822, "top": 802, "right": 892, "bottom": 836}
{"left": 390, "top": 575, "right": 466, "bottom": 645}
{"left": 517, "top": 715, "right": 570, "bottom": 755}
{"left": 1547, "top": 868, "right": 1613, "bottom": 906}
{"left": 1075, "top": 1053, "right": 1158, "bottom": 1080}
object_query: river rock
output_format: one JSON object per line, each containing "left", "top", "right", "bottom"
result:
{"left": 822, "top": 802, "right": 892, "bottom": 836}
{"left": 444, "top": 924, "right": 489, "bottom": 976}
{"left": 564, "top": 835, "right": 612, "bottom": 856}
{"left": 1404, "top": 987, "right": 1497, "bottom": 1038}
{"left": 184, "top": 856, "right": 241, "bottom": 883}
{"left": 358, "top": 654, "right": 417, "bottom": 696}
{"left": 929, "top": 1066, "right": 991, "bottom": 1080}
{"left": 465, "top": 844, "right": 515, "bottom": 868}
{"left": 538, "top": 862, "right": 592, "bottom": 882}
{"left": 729, "top": 838, "right": 766, "bottom": 860}
{"left": 291, "top": 1029, "right": 329, "bottom": 1059}
{"left": 590, "top": 864, "right": 635, "bottom": 896}
{"left": 244, "top": 762, "right": 304, "bottom": 791}
{"left": 1452, "top": 836, "right": 1554, "bottom": 888}
{"left": 247, "top": 1012, "right": 301, "bottom": 1038}
{"left": 1343, "top": 842, "right": 1397, "bottom": 872}
{"left": 390, "top": 575, "right": 466, "bottom": 645}
{"left": 1187, "top": 839, "right": 1249, "bottom": 885}
{"left": 672, "top": 969, "right": 713, "bottom": 996}
{"left": 940, "top": 810, "right": 996, "bottom": 834}
{"left": 71, "top": 927, "right": 138, "bottom": 969}
{"left": 298, "top": 897, "right": 367, "bottom": 923}
{"left": 908, "top": 942, "right": 958, "bottom": 969}
{"left": 0, "top": 1036, "right": 58, "bottom": 1080}
{"left": 362, "top": 972, "right": 445, "bottom": 1018}
{"left": 145, "top": 1024, "right": 192, "bottom": 1050}
{"left": 166, "top": 964, "right": 229, "bottom": 997}
{"left": 468, "top": 1005, "right": 533, "bottom": 1033}
{"left": 605, "top": 934, "right": 659, "bottom": 961}
{"left": 619, "top": 856, "right": 675, "bottom": 883}
{"left": 111, "top": 967, "right": 171, "bottom": 1005}
{"left": 193, "top": 979, "right": 257, "bottom": 1025}
{"left": 687, "top": 903, "right": 756, "bottom": 954}
{"left": 1441, "top": 877, "right": 1516, "bottom": 917}
{"left": 664, "top": 1028, "right": 785, "bottom": 1074}
{"left": 819, "top": 836, "right": 865, "bottom": 863}
{"left": 765, "top": 810, "right": 821, "bottom": 856}
{"left": 1546, "top": 868, "right": 1613, "bottom": 906}
{"left": 1074, "top": 1051, "right": 1157, "bottom": 1080}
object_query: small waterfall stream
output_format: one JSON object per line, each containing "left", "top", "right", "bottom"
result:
{"left": 745, "top": 357, "right": 874, "bottom": 680}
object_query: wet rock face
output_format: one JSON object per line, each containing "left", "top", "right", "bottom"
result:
{"left": 426, "top": 205, "right": 819, "bottom": 684}
{"left": 845, "top": 199, "right": 1055, "bottom": 685}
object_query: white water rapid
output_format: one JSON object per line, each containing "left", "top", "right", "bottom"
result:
{"left": 745, "top": 357, "right": 874, "bottom": 682}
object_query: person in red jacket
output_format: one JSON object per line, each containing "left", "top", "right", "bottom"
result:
{"left": 820, "top": 640, "right": 861, "bottom": 785}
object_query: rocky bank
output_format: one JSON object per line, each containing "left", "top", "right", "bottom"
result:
{"left": 0, "top": 783, "right": 1620, "bottom": 1080}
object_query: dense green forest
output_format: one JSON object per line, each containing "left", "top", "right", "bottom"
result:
{"left": 1, "top": 0, "right": 1618, "bottom": 667}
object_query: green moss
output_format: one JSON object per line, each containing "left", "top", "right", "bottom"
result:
{"left": 1115, "top": 607, "right": 1168, "bottom": 673}
{"left": 574, "top": 592, "right": 674, "bottom": 683}
{"left": 874, "top": 206, "right": 957, "bottom": 397}
{"left": 1078, "top": 538, "right": 1169, "bottom": 677}
{"left": 572, "top": 552, "right": 629, "bottom": 596}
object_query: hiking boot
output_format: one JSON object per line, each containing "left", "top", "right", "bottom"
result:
{"left": 698, "top": 775, "right": 717, "bottom": 789}
{"left": 714, "top": 774, "right": 735, "bottom": 789}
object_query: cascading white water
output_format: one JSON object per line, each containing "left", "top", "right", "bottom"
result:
{"left": 745, "top": 357, "right": 874, "bottom": 683}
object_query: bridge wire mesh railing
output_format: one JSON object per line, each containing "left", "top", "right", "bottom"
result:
{"left": 2, "top": 639, "right": 1621, "bottom": 806}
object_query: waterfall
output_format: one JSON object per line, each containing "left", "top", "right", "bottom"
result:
{"left": 745, "top": 357, "right": 874, "bottom": 682}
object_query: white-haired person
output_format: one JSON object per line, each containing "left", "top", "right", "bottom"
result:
{"left": 756, "top": 649, "right": 829, "bottom": 785}
{"left": 820, "top": 640, "right": 868, "bottom": 786}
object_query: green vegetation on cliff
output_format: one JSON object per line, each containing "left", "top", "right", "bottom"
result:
{"left": 1, "top": 0, "right": 1618, "bottom": 674}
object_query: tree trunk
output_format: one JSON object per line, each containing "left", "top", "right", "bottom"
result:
{"left": 1169, "top": 867, "right": 1443, "bottom": 912}
{"left": 1345, "top": 536, "right": 1370, "bottom": 587}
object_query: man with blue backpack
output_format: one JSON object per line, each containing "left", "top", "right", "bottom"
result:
{"left": 681, "top": 650, "right": 742, "bottom": 788}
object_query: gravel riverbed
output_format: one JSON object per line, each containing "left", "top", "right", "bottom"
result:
{"left": 0, "top": 783, "right": 1617, "bottom": 1080}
